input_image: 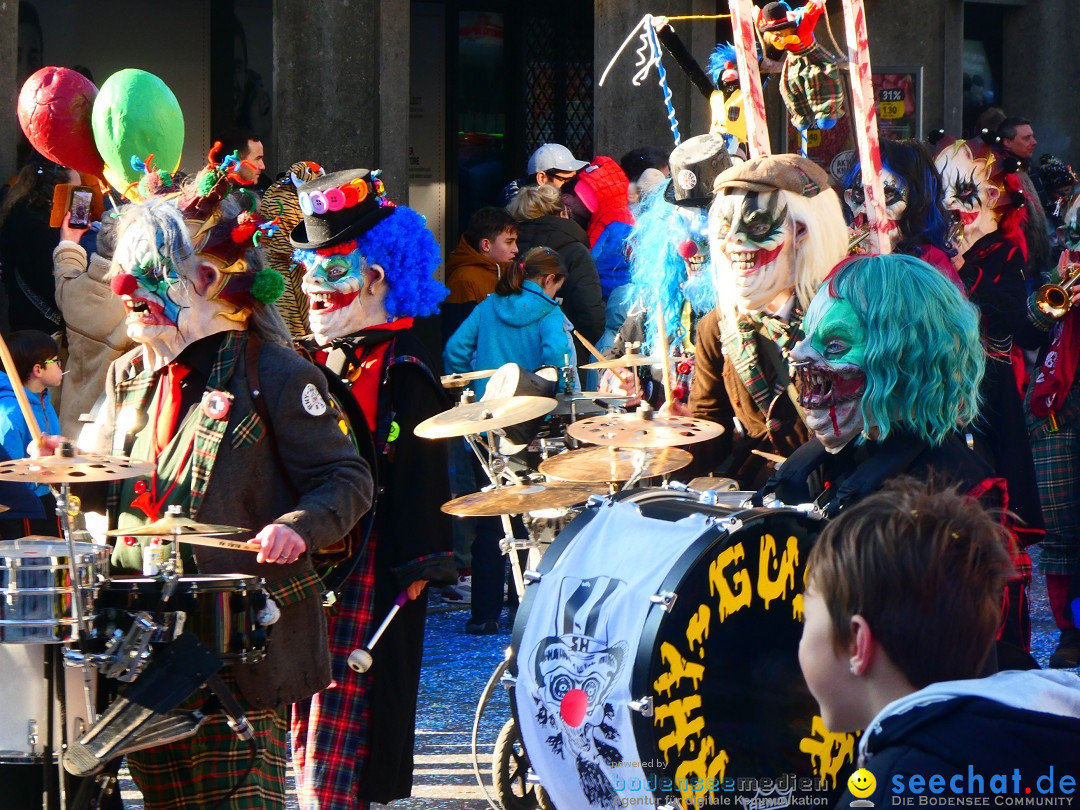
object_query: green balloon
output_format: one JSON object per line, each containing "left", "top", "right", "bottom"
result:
{"left": 92, "top": 69, "right": 184, "bottom": 195}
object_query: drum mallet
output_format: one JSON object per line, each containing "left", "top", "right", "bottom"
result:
{"left": 347, "top": 590, "right": 409, "bottom": 674}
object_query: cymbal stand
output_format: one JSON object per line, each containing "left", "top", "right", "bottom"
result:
{"left": 622, "top": 448, "right": 653, "bottom": 490}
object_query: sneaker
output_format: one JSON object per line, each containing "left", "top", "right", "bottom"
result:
{"left": 1049, "top": 627, "right": 1080, "bottom": 669}
{"left": 464, "top": 619, "right": 499, "bottom": 635}
{"left": 454, "top": 575, "right": 472, "bottom": 603}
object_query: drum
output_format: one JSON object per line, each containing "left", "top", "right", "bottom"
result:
{"left": 511, "top": 488, "right": 855, "bottom": 809}
{"left": 0, "top": 645, "right": 96, "bottom": 761}
{"left": 95, "top": 574, "right": 268, "bottom": 663}
{"left": 0, "top": 538, "right": 110, "bottom": 644}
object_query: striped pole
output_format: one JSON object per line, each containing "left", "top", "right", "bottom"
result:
{"left": 727, "top": 0, "right": 771, "bottom": 158}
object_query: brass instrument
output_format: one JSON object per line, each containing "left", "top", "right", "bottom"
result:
{"left": 1035, "top": 264, "right": 1080, "bottom": 319}
{"left": 847, "top": 224, "right": 872, "bottom": 254}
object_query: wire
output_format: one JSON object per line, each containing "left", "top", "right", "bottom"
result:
{"left": 211, "top": 737, "right": 260, "bottom": 810}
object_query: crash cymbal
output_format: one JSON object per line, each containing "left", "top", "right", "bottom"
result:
{"left": 565, "top": 409, "right": 723, "bottom": 448}
{"left": 551, "top": 391, "right": 633, "bottom": 415}
{"left": 105, "top": 515, "right": 249, "bottom": 538}
{"left": 440, "top": 369, "right": 499, "bottom": 388}
{"left": 580, "top": 352, "right": 662, "bottom": 371}
{"left": 441, "top": 481, "right": 606, "bottom": 517}
{"left": 414, "top": 396, "right": 557, "bottom": 439}
{"left": 539, "top": 446, "right": 692, "bottom": 483}
{"left": 0, "top": 453, "right": 155, "bottom": 484}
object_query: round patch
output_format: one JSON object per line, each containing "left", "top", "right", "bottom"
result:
{"left": 387, "top": 420, "right": 400, "bottom": 443}
{"left": 677, "top": 168, "right": 698, "bottom": 190}
{"left": 301, "top": 383, "right": 327, "bottom": 416}
{"left": 201, "top": 389, "right": 233, "bottom": 421}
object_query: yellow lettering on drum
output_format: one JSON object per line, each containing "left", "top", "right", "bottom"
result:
{"left": 653, "top": 641, "right": 706, "bottom": 698}
{"left": 757, "top": 533, "right": 799, "bottom": 611}
{"left": 708, "top": 542, "right": 752, "bottom": 621}
{"left": 798, "top": 715, "right": 857, "bottom": 789}
{"left": 674, "top": 735, "right": 729, "bottom": 804}
{"left": 792, "top": 591, "right": 804, "bottom": 621}
{"left": 686, "top": 603, "right": 711, "bottom": 655}
{"left": 654, "top": 695, "right": 706, "bottom": 759}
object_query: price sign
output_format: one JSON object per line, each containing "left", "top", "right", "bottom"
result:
{"left": 879, "top": 101, "right": 903, "bottom": 119}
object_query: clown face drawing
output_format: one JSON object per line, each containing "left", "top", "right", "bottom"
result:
{"left": 935, "top": 141, "right": 1001, "bottom": 255}
{"left": 792, "top": 291, "right": 868, "bottom": 452}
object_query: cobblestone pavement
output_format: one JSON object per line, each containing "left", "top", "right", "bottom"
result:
{"left": 117, "top": 546, "right": 1065, "bottom": 809}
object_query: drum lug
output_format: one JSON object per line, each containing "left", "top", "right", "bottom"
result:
{"left": 650, "top": 591, "right": 677, "bottom": 612}
{"left": 586, "top": 494, "right": 607, "bottom": 509}
{"left": 27, "top": 719, "right": 39, "bottom": 754}
{"left": 499, "top": 670, "right": 517, "bottom": 692}
{"left": 710, "top": 515, "right": 743, "bottom": 533}
{"left": 628, "top": 696, "right": 653, "bottom": 717}
{"left": 523, "top": 569, "right": 542, "bottom": 584}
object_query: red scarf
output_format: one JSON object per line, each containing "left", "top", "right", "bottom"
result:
{"left": 1030, "top": 309, "right": 1080, "bottom": 418}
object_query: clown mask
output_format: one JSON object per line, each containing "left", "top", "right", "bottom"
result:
{"left": 710, "top": 189, "right": 801, "bottom": 313}
{"left": 792, "top": 292, "right": 867, "bottom": 452}
{"left": 844, "top": 167, "right": 908, "bottom": 251}
{"left": 296, "top": 245, "right": 388, "bottom": 344}
{"left": 1061, "top": 195, "right": 1080, "bottom": 265}
{"left": 674, "top": 204, "right": 710, "bottom": 276}
{"left": 935, "top": 142, "right": 1001, "bottom": 255}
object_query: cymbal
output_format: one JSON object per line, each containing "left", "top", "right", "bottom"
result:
{"left": 440, "top": 369, "right": 498, "bottom": 388}
{"left": 565, "top": 411, "right": 723, "bottom": 448}
{"left": 0, "top": 453, "right": 154, "bottom": 483}
{"left": 105, "top": 515, "right": 249, "bottom": 538}
{"left": 551, "top": 391, "right": 632, "bottom": 415}
{"left": 580, "top": 352, "right": 661, "bottom": 370}
{"left": 539, "top": 446, "right": 692, "bottom": 483}
{"left": 441, "top": 482, "right": 605, "bottom": 516}
{"left": 414, "top": 396, "right": 557, "bottom": 439}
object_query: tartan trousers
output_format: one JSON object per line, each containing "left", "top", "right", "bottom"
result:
{"left": 1031, "top": 425, "right": 1080, "bottom": 575}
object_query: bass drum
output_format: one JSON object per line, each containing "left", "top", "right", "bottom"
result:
{"left": 510, "top": 488, "right": 855, "bottom": 810}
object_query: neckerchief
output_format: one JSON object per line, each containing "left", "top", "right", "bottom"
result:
{"left": 1030, "top": 308, "right": 1080, "bottom": 419}
{"left": 720, "top": 304, "right": 804, "bottom": 433}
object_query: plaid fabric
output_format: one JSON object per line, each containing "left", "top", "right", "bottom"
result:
{"left": 230, "top": 411, "right": 266, "bottom": 449}
{"left": 128, "top": 700, "right": 288, "bottom": 809}
{"left": 780, "top": 45, "right": 846, "bottom": 130}
{"left": 1031, "top": 426, "right": 1080, "bottom": 575}
{"left": 265, "top": 569, "right": 324, "bottom": 608}
{"left": 292, "top": 537, "right": 378, "bottom": 810}
{"left": 720, "top": 307, "right": 804, "bottom": 435}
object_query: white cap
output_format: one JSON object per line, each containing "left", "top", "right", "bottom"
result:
{"left": 527, "top": 143, "right": 589, "bottom": 175}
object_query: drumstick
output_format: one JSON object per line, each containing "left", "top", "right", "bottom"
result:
{"left": 654, "top": 300, "right": 675, "bottom": 410}
{"left": 175, "top": 535, "right": 262, "bottom": 552}
{"left": 573, "top": 330, "right": 607, "bottom": 364}
{"left": 0, "top": 331, "right": 44, "bottom": 445}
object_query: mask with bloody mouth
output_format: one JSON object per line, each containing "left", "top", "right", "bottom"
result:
{"left": 934, "top": 139, "right": 1002, "bottom": 255}
{"left": 844, "top": 166, "right": 908, "bottom": 251}
{"left": 709, "top": 188, "right": 797, "bottom": 312}
{"left": 673, "top": 205, "right": 710, "bottom": 275}
{"left": 791, "top": 293, "right": 867, "bottom": 452}
{"left": 109, "top": 218, "right": 189, "bottom": 347}
{"left": 295, "top": 243, "right": 367, "bottom": 342}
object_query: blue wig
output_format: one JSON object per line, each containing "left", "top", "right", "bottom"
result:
{"left": 359, "top": 206, "right": 447, "bottom": 319}
{"left": 817, "top": 254, "right": 983, "bottom": 446}
{"left": 627, "top": 180, "right": 716, "bottom": 353}
{"left": 707, "top": 43, "right": 738, "bottom": 89}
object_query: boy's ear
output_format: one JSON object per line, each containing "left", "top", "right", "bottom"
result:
{"left": 848, "top": 614, "right": 875, "bottom": 676}
{"left": 479, "top": 237, "right": 493, "bottom": 255}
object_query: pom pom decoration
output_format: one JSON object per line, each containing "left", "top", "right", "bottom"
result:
{"left": 250, "top": 268, "right": 285, "bottom": 304}
{"left": 18, "top": 66, "right": 105, "bottom": 178}
{"left": 92, "top": 69, "right": 184, "bottom": 199}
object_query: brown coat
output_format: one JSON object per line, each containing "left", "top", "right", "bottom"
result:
{"left": 91, "top": 335, "right": 374, "bottom": 708}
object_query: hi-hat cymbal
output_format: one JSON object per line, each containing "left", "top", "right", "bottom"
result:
{"left": 566, "top": 410, "right": 723, "bottom": 448}
{"left": 0, "top": 453, "right": 155, "bottom": 484}
{"left": 441, "top": 482, "right": 605, "bottom": 516}
{"left": 539, "top": 446, "right": 693, "bottom": 483}
{"left": 415, "top": 396, "right": 557, "bottom": 439}
{"left": 440, "top": 369, "right": 498, "bottom": 388}
{"left": 580, "top": 352, "right": 661, "bottom": 370}
{"left": 105, "top": 514, "right": 249, "bottom": 538}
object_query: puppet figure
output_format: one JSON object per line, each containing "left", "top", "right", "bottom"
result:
{"left": 755, "top": 0, "right": 845, "bottom": 132}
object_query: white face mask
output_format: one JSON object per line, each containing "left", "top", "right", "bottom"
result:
{"left": 935, "top": 143, "right": 1001, "bottom": 254}
{"left": 844, "top": 166, "right": 908, "bottom": 251}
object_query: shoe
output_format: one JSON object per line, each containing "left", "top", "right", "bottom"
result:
{"left": 464, "top": 619, "right": 499, "bottom": 635}
{"left": 1049, "top": 627, "right": 1080, "bottom": 669}
{"left": 454, "top": 574, "right": 472, "bottom": 603}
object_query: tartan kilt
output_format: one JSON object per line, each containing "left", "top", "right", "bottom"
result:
{"left": 781, "top": 48, "right": 846, "bottom": 130}
{"left": 127, "top": 698, "right": 288, "bottom": 809}
{"left": 1031, "top": 426, "right": 1080, "bottom": 575}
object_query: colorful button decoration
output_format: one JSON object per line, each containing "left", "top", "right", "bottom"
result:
{"left": 298, "top": 177, "right": 372, "bottom": 216}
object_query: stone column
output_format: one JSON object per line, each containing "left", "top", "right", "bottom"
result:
{"left": 273, "top": 0, "right": 410, "bottom": 202}
{"left": 0, "top": 1, "right": 19, "bottom": 179}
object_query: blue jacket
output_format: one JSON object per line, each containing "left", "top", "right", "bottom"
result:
{"left": 0, "top": 372, "right": 61, "bottom": 497}
{"left": 444, "top": 280, "right": 576, "bottom": 399}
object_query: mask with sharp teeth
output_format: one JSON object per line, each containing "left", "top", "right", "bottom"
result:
{"left": 844, "top": 166, "right": 908, "bottom": 251}
{"left": 933, "top": 139, "right": 1002, "bottom": 255}
{"left": 709, "top": 189, "right": 797, "bottom": 312}
{"left": 791, "top": 292, "right": 867, "bottom": 452}
{"left": 673, "top": 205, "right": 710, "bottom": 275}
{"left": 295, "top": 242, "right": 367, "bottom": 342}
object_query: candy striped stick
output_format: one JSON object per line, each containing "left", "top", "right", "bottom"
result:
{"left": 841, "top": 0, "right": 890, "bottom": 254}
{"left": 728, "top": 0, "right": 771, "bottom": 158}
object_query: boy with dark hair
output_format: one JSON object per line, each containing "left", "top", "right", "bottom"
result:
{"left": 0, "top": 329, "right": 62, "bottom": 539}
{"left": 442, "top": 207, "right": 519, "bottom": 340}
{"left": 799, "top": 478, "right": 1080, "bottom": 804}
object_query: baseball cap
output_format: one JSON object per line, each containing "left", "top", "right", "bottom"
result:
{"left": 527, "top": 143, "right": 590, "bottom": 175}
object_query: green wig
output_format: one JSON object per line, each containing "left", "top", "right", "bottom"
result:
{"left": 817, "top": 254, "right": 984, "bottom": 445}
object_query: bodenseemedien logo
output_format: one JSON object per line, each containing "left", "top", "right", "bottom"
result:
{"left": 849, "top": 768, "right": 878, "bottom": 807}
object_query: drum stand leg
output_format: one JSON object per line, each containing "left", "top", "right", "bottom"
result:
{"left": 465, "top": 433, "right": 529, "bottom": 598}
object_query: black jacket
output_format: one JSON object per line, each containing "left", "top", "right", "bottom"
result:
{"left": 516, "top": 215, "right": 605, "bottom": 356}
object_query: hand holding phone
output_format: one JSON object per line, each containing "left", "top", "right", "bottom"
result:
{"left": 68, "top": 186, "right": 94, "bottom": 228}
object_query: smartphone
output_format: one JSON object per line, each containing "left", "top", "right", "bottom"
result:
{"left": 68, "top": 186, "right": 94, "bottom": 228}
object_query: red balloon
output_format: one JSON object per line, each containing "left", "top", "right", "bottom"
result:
{"left": 18, "top": 66, "right": 104, "bottom": 178}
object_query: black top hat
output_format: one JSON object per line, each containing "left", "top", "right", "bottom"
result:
{"left": 289, "top": 168, "right": 395, "bottom": 250}
{"left": 758, "top": 2, "right": 794, "bottom": 31}
{"left": 663, "top": 134, "right": 734, "bottom": 208}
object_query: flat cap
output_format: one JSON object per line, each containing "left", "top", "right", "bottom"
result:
{"left": 714, "top": 153, "right": 831, "bottom": 197}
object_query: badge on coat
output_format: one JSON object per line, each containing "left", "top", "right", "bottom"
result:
{"left": 301, "top": 383, "right": 327, "bottom": 416}
{"left": 201, "top": 390, "right": 234, "bottom": 421}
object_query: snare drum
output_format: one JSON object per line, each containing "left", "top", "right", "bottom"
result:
{"left": 0, "top": 645, "right": 96, "bottom": 761}
{"left": 0, "top": 538, "right": 110, "bottom": 644}
{"left": 95, "top": 574, "right": 268, "bottom": 663}
{"left": 511, "top": 488, "right": 855, "bottom": 809}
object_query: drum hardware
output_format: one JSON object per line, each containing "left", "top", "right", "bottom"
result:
{"left": 64, "top": 611, "right": 157, "bottom": 683}
{"left": 523, "top": 570, "right": 542, "bottom": 585}
{"left": 649, "top": 591, "right": 678, "bottom": 612}
{"left": 440, "top": 368, "right": 499, "bottom": 388}
{"left": 538, "top": 445, "right": 691, "bottom": 485}
{"left": 579, "top": 342, "right": 660, "bottom": 371}
{"left": 347, "top": 589, "right": 409, "bottom": 674}
{"left": 565, "top": 403, "right": 724, "bottom": 448}
{"left": 627, "top": 696, "right": 654, "bottom": 717}
{"left": 414, "top": 395, "right": 557, "bottom": 439}
{"left": 442, "top": 482, "right": 607, "bottom": 517}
